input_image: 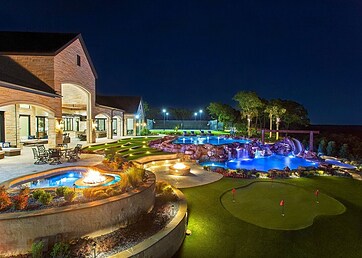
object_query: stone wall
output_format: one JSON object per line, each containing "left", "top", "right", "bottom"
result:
{"left": 111, "top": 188, "right": 187, "bottom": 258}
{"left": 0, "top": 172, "right": 156, "bottom": 256}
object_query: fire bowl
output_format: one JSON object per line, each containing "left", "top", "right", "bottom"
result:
{"left": 169, "top": 163, "right": 191, "bottom": 176}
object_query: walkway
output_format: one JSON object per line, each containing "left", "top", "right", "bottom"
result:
{"left": 145, "top": 161, "right": 223, "bottom": 188}
{"left": 0, "top": 136, "right": 127, "bottom": 184}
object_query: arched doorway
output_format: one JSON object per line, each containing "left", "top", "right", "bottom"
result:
{"left": 61, "top": 83, "right": 93, "bottom": 143}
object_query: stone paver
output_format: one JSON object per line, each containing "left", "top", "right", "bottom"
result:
{"left": 145, "top": 161, "right": 223, "bottom": 188}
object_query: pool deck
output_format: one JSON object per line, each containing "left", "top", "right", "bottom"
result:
{"left": 0, "top": 136, "right": 224, "bottom": 188}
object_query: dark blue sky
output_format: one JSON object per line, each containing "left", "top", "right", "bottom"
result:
{"left": 1, "top": 0, "right": 361, "bottom": 124}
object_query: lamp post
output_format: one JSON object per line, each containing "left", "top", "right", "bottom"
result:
{"left": 162, "top": 109, "right": 166, "bottom": 130}
{"left": 199, "top": 109, "right": 203, "bottom": 120}
{"left": 166, "top": 112, "right": 169, "bottom": 120}
{"left": 135, "top": 115, "right": 140, "bottom": 136}
{"left": 194, "top": 112, "right": 197, "bottom": 121}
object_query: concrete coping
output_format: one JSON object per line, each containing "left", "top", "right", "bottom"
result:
{"left": 133, "top": 153, "right": 180, "bottom": 165}
{"left": 110, "top": 187, "right": 187, "bottom": 257}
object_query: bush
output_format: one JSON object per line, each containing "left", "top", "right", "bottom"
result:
{"left": 155, "top": 181, "right": 178, "bottom": 202}
{"left": 32, "top": 189, "right": 46, "bottom": 200}
{"left": 38, "top": 192, "right": 53, "bottom": 205}
{"left": 31, "top": 241, "right": 44, "bottom": 258}
{"left": 50, "top": 242, "right": 70, "bottom": 258}
{"left": 56, "top": 186, "right": 68, "bottom": 197}
{"left": 64, "top": 189, "right": 76, "bottom": 203}
{"left": 126, "top": 167, "right": 145, "bottom": 188}
{"left": 13, "top": 188, "right": 30, "bottom": 210}
{"left": 0, "top": 186, "right": 11, "bottom": 211}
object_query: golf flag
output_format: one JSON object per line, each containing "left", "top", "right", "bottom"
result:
{"left": 315, "top": 189, "right": 319, "bottom": 196}
{"left": 232, "top": 188, "right": 236, "bottom": 202}
{"left": 315, "top": 189, "right": 320, "bottom": 203}
{"left": 280, "top": 199, "right": 285, "bottom": 216}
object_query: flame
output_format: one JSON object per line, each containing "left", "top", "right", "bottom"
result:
{"left": 83, "top": 169, "right": 106, "bottom": 184}
{"left": 173, "top": 163, "right": 187, "bottom": 170}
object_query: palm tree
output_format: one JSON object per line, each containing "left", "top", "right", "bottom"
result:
{"left": 265, "top": 105, "right": 279, "bottom": 138}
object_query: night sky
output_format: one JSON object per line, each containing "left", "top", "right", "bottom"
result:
{"left": 1, "top": 0, "right": 361, "bottom": 125}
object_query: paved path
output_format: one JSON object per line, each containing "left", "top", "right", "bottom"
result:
{"left": 145, "top": 161, "right": 223, "bottom": 188}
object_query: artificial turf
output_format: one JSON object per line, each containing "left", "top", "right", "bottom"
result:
{"left": 221, "top": 181, "right": 345, "bottom": 230}
{"left": 83, "top": 137, "right": 166, "bottom": 160}
{"left": 175, "top": 177, "right": 362, "bottom": 258}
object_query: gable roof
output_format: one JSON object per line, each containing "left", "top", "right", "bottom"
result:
{"left": 96, "top": 95, "right": 142, "bottom": 114}
{"left": 0, "top": 55, "right": 58, "bottom": 97}
{"left": 0, "top": 31, "right": 97, "bottom": 78}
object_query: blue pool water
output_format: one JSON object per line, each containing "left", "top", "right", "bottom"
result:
{"left": 201, "top": 155, "right": 318, "bottom": 172}
{"left": 14, "top": 168, "right": 121, "bottom": 189}
{"left": 324, "top": 159, "right": 356, "bottom": 169}
{"left": 173, "top": 136, "right": 250, "bottom": 145}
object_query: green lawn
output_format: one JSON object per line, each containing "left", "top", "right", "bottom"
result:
{"left": 83, "top": 137, "right": 166, "bottom": 160}
{"left": 175, "top": 177, "right": 362, "bottom": 258}
{"left": 221, "top": 181, "right": 345, "bottom": 230}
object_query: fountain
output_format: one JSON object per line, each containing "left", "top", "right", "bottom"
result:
{"left": 236, "top": 147, "right": 250, "bottom": 160}
{"left": 169, "top": 162, "right": 191, "bottom": 176}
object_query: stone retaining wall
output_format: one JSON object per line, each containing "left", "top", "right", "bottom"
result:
{"left": 0, "top": 172, "right": 156, "bottom": 256}
{"left": 111, "top": 188, "right": 187, "bottom": 258}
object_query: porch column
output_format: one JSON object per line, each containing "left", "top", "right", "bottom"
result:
{"left": 87, "top": 118, "right": 96, "bottom": 143}
{"left": 117, "top": 118, "right": 122, "bottom": 137}
{"left": 107, "top": 118, "right": 113, "bottom": 139}
{"left": 48, "top": 117, "right": 61, "bottom": 148}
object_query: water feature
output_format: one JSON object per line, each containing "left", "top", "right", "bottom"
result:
{"left": 236, "top": 147, "right": 250, "bottom": 160}
{"left": 11, "top": 167, "right": 121, "bottom": 189}
{"left": 201, "top": 155, "right": 317, "bottom": 172}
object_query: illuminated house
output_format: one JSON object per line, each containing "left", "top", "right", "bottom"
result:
{"left": 0, "top": 31, "right": 143, "bottom": 147}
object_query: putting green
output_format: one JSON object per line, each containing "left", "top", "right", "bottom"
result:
{"left": 221, "top": 181, "right": 345, "bottom": 230}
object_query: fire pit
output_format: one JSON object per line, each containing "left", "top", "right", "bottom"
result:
{"left": 169, "top": 163, "right": 191, "bottom": 176}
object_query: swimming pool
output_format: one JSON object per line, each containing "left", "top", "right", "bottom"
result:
{"left": 12, "top": 168, "right": 121, "bottom": 189}
{"left": 201, "top": 155, "right": 318, "bottom": 172}
{"left": 173, "top": 136, "right": 250, "bottom": 145}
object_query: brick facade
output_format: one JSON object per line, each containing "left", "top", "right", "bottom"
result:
{"left": 0, "top": 36, "right": 123, "bottom": 146}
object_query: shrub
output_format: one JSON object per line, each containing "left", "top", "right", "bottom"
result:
{"left": 0, "top": 186, "right": 11, "bottom": 211}
{"left": 93, "top": 190, "right": 109, "bottom": 199}
{"left": 13, "top": 188, "right": 30, "bottom": 210}
{"left": 32, "top": 189, "right": 46, "bottom": 200}
{"left": 56, "top": 186, "right": 68, "bottom": 197}
{"left": 31, "top": 241, "right": 44, "bottom": 258}
{"left": 38, "top": 192, "right": 53, "bottom": 205}
{"left": 82, "top": 188, "right": 94, "bottom": 200}
{"left": 64, "top": 189, "right": 76, "bottom": 203}
{"left": 156, "top": 181, "right": 178, "bottom": 202}
{"left": 50, "top": 242, "right": 70, "bottom": 258}
{"left": 126, "top": 167, "right": 145, "bottom": 188}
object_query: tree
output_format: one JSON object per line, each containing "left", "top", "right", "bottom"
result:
{"left": 326, "top": 141, "right": 337, "bottom": 156}
{"left": 339, "top": 144, "right": 349, "bottom": 159}
{"left": 233, "top": 91, "right": 263, "bottom": 137}
{"left": 207, "top": 102, "right": 239, "bottom": 129}
{"left": 274, "top": 99, "right": 309, "bottom": 129}
{"left": 318, "top": 139, "right": 327, "bottom": 155}
{"left": 265, "top": 100, "right": 285, "bottom": 139}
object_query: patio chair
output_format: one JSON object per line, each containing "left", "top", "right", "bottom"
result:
{"left": 66, "top": 146, "right": 81, "bottom": 162}
{"left": 207, "top": 130, "right": 214, "bottom": 136}
{"left": 200, "top": 130, "right": 205, "bottom": 135}
{"left": 37, "top": 145, "right": 49, "bottom": 160}
{"left": 190, "top": 131, "right": 196, "bottom": 136}
{"left": 48, "top": 148, "right": 62, "bottom": 165}
{"left": 32, "top": 147, "right": 47, "bottom": 165}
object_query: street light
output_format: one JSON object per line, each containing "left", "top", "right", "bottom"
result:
{"left": 162, "top": 109, "right": 166, "bottom": 130}
{"left": 166, "top": 112, "right": 169, "bottom": 120}
{"left": 194, "top": 112, "right": 198, "bottom": 121}
{"left": 199, "top": 109, "right": 203, "bottom": 120}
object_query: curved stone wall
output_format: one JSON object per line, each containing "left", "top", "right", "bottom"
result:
{"left": 0, "top": 172, "right": 156, "bottom": 256}
{"left": 111, "top": 188, "right": 187, "bottom": 258}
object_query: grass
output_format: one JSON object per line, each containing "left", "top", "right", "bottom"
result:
{"left": 175, "top": 177, "right": 362, "bottom": 258}
{"left": 221, "top": 181, "right": 345, "bottom": 230}
{"left": 83, "top": 137, "right": 166, "bottom": 160}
